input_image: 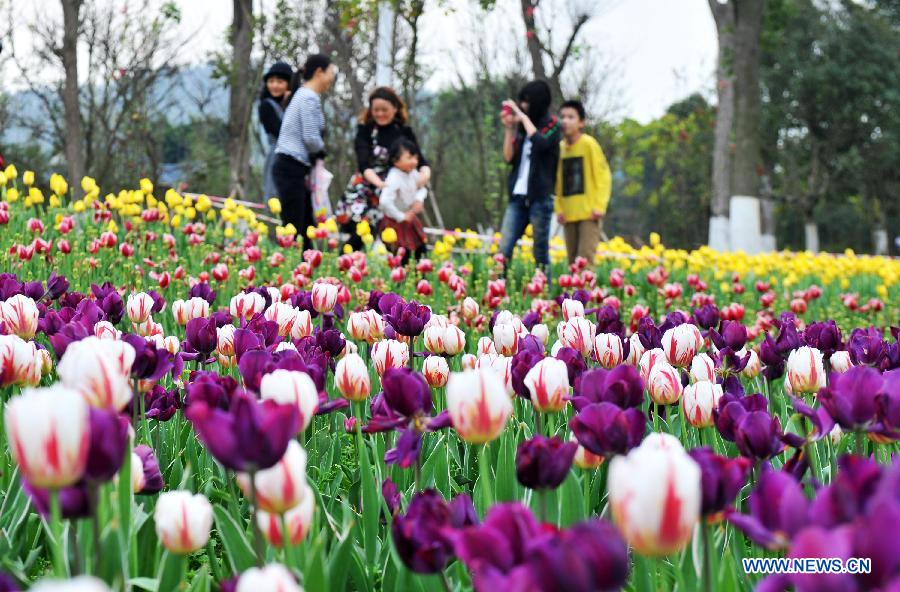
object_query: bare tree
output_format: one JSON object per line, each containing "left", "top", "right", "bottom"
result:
{"left": 60, "top": 0, "right": 85, "bottom": 185}
{"left": 226, "top": 0, "right": 254, "bottom": 199}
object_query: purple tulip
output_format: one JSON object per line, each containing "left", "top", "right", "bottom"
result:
{"left": 572, "top": 366, "right": 644, "bottom": 411}
{"left": 91, "top": 282, "right": 124, "bottom": 325}
{"left": 184, "top": 371, "right": 240, "bottom": 409}
{"left": 313, "top": 328, "right": 346, "bottom": 359}
{"left": 876, "top": 369, "right": 900, "bottom": 433}
{"left": 385, "top": 300, "right": 431, "bottom": 337}
{"left": 570, "top": 402, "right": 645, "bottom": 457}
{"left": 517, "top": 334, "right": 544, "bottom": 355}
{"left": 145, "top": 385, "right": 182, "bottom": 421}
{"left": 809, "top": 455, "right": 882, "bottom": 528}
{"left": 693, "top": 304, "right": 721, "bottom": 331}
{"left": 184, "top": 317, "right": 218, "bottom": 358}
{"left": 382, "top": 368, "right": 433, "bottom": 418}
{"left": 783, "top": 526, "right": 858, "bottom": 592}
{"left": 391, "top": 490, "right": 459, "bottom": 573}
{"left": 22, "top": 280, "right": 44, "bottom": 301}
{"left": 688, "top": 447, "right": 751, "bottom": 517}
{"left": 789, "top": 397, "right": 834, "bottom": 443}
{"left": 48, "top": 320, "right": 91, "bottom": 360}
{"left": 728, "top": 466, "right": 809, "bottom": 549}
{"left": 637, "top": 315, "right": 662, "bottom": 350}
{"left": 521, "top": 311, "right": 541, "bottom": 331}
{"left": 384, "top": 428, "right": 424, "bottom": 468}
{"left": 185, "top": 392, "right": 300, "bottom": 471}
{"left": 555, "top": 346, "right": 587, "bottom": 384}
{"left": 714, "top": 393, "right": 768, "bottom": 441}
{"left": 527, "top": 519, "right": 630, "bottom": 592}
{"left": 511, "top": 348, "right": 543, "bottom": 399}
{"left": 515, "top": 435, "right": 577, "bottom": 491}
{"left": 85, "top": 408, "right": 130, "bottom": 482}
{"left": 803, "top": 321, "right": 842, "bottom": 358}
{"left": 774, "top": 312, "right": 803, "bottom": 355}
{"left": 0, "top": 572, "right": 18, "bottom": 592}
{"left": 189, "top": 282, "right": 216, "bottom": 305}
{"left": 848, "top": 327, "right": 886, "bottom": 367}
{"left": 448, "top": 494, "right": 479, "bottom": 528}
{"left": 134, "top": 444, "right": 164, "bottom": 494}
{"left": 595, "top": 305, "right": 625, "bottom": 339}
{"left": 711, "top": 320, "right": 748, "bottom": 352}
{"left": 58, "top": 291, "right": 85, "bottom": 309}
{"left": 734, "top": 411, "right": 786, "bottom": 461}
{"left": 210, "top": 309, "right": 233, "bottom": 327}
{"left": 452, "top": 502, "right": 542, "bottom": 578}
{"left": 818, "top": 366, "right": 883, "bottom": 430}
{"left": 46, "top": 272, "right": 70, "bottom": 300}
{"left": 290, "top": 290, "right": 319, "bottom": 318}
{"left": 760, "top": 334, "right": 786, "bottom": 380}
{"left": 23, "top": 479, "right": 92, "bottom": 519}
{"left": 123, "top": 334, "right": 177, "bottom": 382}
{"left": 382, "top": 478, "right": 402, "bottom": 517}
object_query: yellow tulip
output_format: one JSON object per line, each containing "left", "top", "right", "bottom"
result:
{"left": 184, "top": 207, "right": 197, "bottom": 220}
{"left": 324, "top": 218, "right": 338, "bottom": 234}
{"left": 306, "top": 226, "right": 317, "bottom": 240}
{"left": 49, "top": 195, "right": 61, "bottom": 208}
{"left": 140, "top": 178, "right": 154, "bottom": 194}
{"left": 356, "top": 220, "right": 371, "bottom": 237}
{"left": 343, "top": 244, "right": 353, "bottom": 254}
{"left": 73, "top": 199, "right": 85, "bottom": 213}
{"left": 362, "top": 233, "right": 374, "bottom": 247}
{"left": 224, "top": 226, "right": 234, "bottom": 238}
{"left": 0, "top": 171, "right": 6, "bottom": 186}
{"left": 381, "top": 227, "right": 398, "bottom": 244}
{"left": 267, "top": 198, "right": 282, "bottom": 214}
{"left": 81, "top": 176, "right": 98, "bottom": 193}
{"left": 23, "top": 171, "right": 35, "bottom": 186}
{"left": 196, "top": 194, "right": 212, "bottom": 213}
{"left": 7, "top": 188, "right": 19, "bottom": 202}
{"left": 28, "top": 187, "right": 44, "bottom": 204}
{"left": 4, "top": 164, "right": 17, "bottom": 179}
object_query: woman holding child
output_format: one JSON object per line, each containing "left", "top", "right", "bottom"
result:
{"left": 335, "top": 87, "right": 431, "bottom": 251}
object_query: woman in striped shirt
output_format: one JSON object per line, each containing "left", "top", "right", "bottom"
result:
{"left": 273, "top": 54, "right": 335, "bottom": 249}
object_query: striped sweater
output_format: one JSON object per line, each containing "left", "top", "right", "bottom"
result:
{"left": 275, "top": 87, "right": 325, "bottom": 166}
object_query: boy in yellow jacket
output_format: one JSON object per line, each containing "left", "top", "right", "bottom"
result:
{"left": 554, "top": 100, "right": 612, "bottom": 264}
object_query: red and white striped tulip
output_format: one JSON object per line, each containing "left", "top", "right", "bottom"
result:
{"left": 461, "top": 297, "right": 479, "bottom": 320}
{"left": 829, "top": 350, "right": 852, "bottom": 373}
{"left": 126, "top": 292, "right": 155, "bottom": 325}
{"left": 4, "top": 385, "right": 90, "bottom": 488}
{"left": 741, "top": 349, "right": 761, "bottom": 378}
{"left": 133, "top": 318, "right": 163, "bottom": 338}
{"left": 461, "top": 353, "right": 477, "bottom": 370}
{"left": 446, "top": 368, "right": 513, "bottom": 444}
{"left": 571, "top": 434, "right": 604, "bottom": 470}
{"left": 639, "top": 348, "right": 666, "bottom": 382}
{"left": 364, "top": 310, "right": 386, "bottom": 341}
{"left": 0, "top": 294, "right": 39, "bottom": 339}
{"left": 443, "top": 325, "right": 466, "bottom": 356}
{"left": 172, "top": 297, "right": 210, "bottom": 325}
{"left": 335, "top": 353, "right": 371, "bottom": 401}
{"left": 217, "top": 324, "right": 236, "bottom": 357}
{"left": 229, "top": 292, "right": 265, "bottom": 321}
{"left": 93, "top": 321, "right": 120, "bottom": 340}
{"left": 259, "top": 370, "right": 319, "bottom": 433}
{"left": 476, "top": 336, "right": 498, "bottom": 357}
{"left": 786, "top": 346, "right": 826, "bottom": 395}
{"left": 648, "top": 361, "right": 683, "bottom": 405}
{"left": 290, "top": 309, "right": 313, "bottom": 340}
{"left": 154, "top": 491, "right": 213, "bottom": 554}
{"left": 524, "top": 357, "right": 570, "bottom": 413}
{"left": 561, "top": 298, "right": 585, "bottom": 321}
{"left": 593, "top": 333, "right": 624, "bottom": 368}
{"left": 423, "top": 325, "right": 447, "bottom": 354}
{"left": 531, "top": 323, "right": 549, "bottom": 347}
{"left": 237, "top": 441, "right": 309, "bottom": 514}
{"left": 559, "top": 317, "right": 595, "bottom": 357}
{"left": 311, "top": 282, "right": 338, "bottom": 314}
{"left": 689, "top": 353, "right": 716, "bottom": 383}
{"left": 682, "top": 381, "right": 723, "bottom": 427}
{"left": 0, "top": 334, "right": 42, "bottom": 387}
{"left": 258, "top": 484, "right": 315, "bottom": 547}
{"left": 661, "top": 324, "right": 703, "bottom": 368}
{"left": 236, "top": 564, "right": 301, "bottom": 592}
{"left": 422, "top": 355, "right": 450, "bottom": 388}
{"left": 58, "top": 337, "right": 134, "bottom": 411}
{"left": 625, "top": 333, "right": 646, "bottom": 366}
{"left": 371, "top": 339, "right": 409, "bottom": 376}
{"left": 347, "top": 311, "right": 371, "bottom": 341}
{"left": 475, "top": 354, "right": 513, "bottom": 395}
{"left": 264, "top": 302, "right": 298, "bottom": 338}
{"left": 492, "top": 323, "right": 519, "bottom": 357}
{"left": 608, "top": 433, "right": 701, "bottom": 556}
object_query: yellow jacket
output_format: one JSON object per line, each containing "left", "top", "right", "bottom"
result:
{"left": 554, "top": 134, "right": 612, "bottom": 222}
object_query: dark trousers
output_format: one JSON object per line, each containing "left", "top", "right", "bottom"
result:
{"left": 273, "top": 154, "right": 313, "bottom": 250}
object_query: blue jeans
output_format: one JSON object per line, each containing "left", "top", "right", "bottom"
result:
{"left": 499, "top": 195, "right": 553, "bottom": 268}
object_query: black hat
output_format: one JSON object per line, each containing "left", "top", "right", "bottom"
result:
{"left": 264, "top": 61, "right": 293, "bottom": 82}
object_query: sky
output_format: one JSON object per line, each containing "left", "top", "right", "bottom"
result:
{"left": 6, "top": 0, "right": 719, "bottom": 123}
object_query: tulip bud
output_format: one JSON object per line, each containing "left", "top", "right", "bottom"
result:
{"left": 126, "top": 292, "right": 155, "bottom": 325}
{"left": 625, "top": 333, "right": 646, "bottom": 366}
{"left": 259, "top": 370, "right": 319, "bottom": 433}
{"left": 217, "top": 324, "right": 236, "bottom": 357}
{"left": 689, "top": 353, "right": 716, "bottom": 383}
{"left": 461, "top": 297, "right": 479, "bottom": 320}
{"left": 524, "top": 357, "right": 570, "bottom": 413}
{"left": 682, "top": 381, "right": 723, "bottom": 427}
{"left": 258, "top": 483, "right": 315, "bottom": 547}
{"left": 571, "top": 434, "right": 604, "bottom": 469}
{"left": 237, "top": 441, "right": 309, "bottom": 514}
{"left": 785, "top": 346, "right": 826, "bottom": 395}
{"left": 530, "top": 323, "right": 549, "bottom": 347}
{"left": 229, "top": 292, "right": 266, "bottom": 321}
{"left": 172, "top": 297, "right": 210, "bottom": 325}
{"left": 93, "top": 320, "right": 120, "bottom": 340}
{"left": 476, "top": 336, "right": 497, "bottom": 357}
{"left": 593, "top": 333, "right": 624, "bottom": 369}
{"left": 0, "top": 334, "right": 43, "bottom": 386}
{"left": 561, "top": 298, "right": 585, "bottom": 321}
{"left": 661, "top": 324, "right": 702, "bottom": 368}
{"left": 476, "top": 354, "right": 514, "bottom": 395}
{"left": 422, "top": 355, "right": 449, "bottom": 388}
{"left": 558, "top": 317, "right": 595, "bottom": 357}
{"left": 829, "top": 350, "right": 852, "bottom": 373}
{"left": 423, "top": 325, "right": 446, "bottom": 354}
{"left": 335, "top": 353, "right": 372, "bottom": 401}
{"left": 58, "top": 337, "right": 135, "bottom": 411}
{"left": 30, "top": 576, "right": 112, "bottom": 592}
{"left": 236, "top": 564, "right": 302, "bottom": 592}
{"left": 741, "top": 349, "right": 761, "bottom": 378}
{"left": 311, "top": 282, "right": 338, "bottom": 313}
{"left": 264, "top": 302, "right": 299, "bottom": 337}
{"left": 443, "top": 325, "right": 466, "bottom": 356}
{"left": 492, "top": 323, "right": 519, "bottom": 357}
{"left": 290, "top": 309, "right": 313, "bottom": 340}
{"left": 608, "top": 433, "right": 701, "bottom": 556}
{"left": 639, "top": 348, "right": 666, "bottom": 382}
{"left": 5, "top": 385, "right": 91, "bottom": 488}
{"left": 371, "top": 339, "right": 409, "bottom": 376}
{"left": 364, "top": 310, "right": 386, "bottom": 341}
{"left": 154, "top": 491, "right": 213, "bottom": 554}
{"left": 0, "top": 294, "right": 39, "bottom": 339}
{"left": 648, "top": 361, "right": 683, "bottom": 405}
{"left": 347, "top": 311, "right": 372, "bottom": 341}
{"left": 461, "top": 353, "right": 477, "bottom": 370}
{"left": 447, "top": 369, "right": 512, "bottom": 444}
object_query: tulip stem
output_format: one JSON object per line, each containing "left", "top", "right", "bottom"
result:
{"left": 440, "top": 570, "right": 453, "bottom": 592}
{"left": 652, "top": 402, "right": 659, "bottom": 433}
{"left": 247, "top": 470, "right": 265, "bottom": 567}
{"left": 702, "top": 522, "right": 714, "bottom": 592}
{"left": 537, "top": 489, "right": 548, "bottom": 524}
{"left": 49, "top": 489, "right": 68, "bottom": 577}
{"left": 478, "top": 444, "right": 493, "bottom": 517}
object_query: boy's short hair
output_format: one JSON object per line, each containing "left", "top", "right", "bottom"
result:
{"left": 560, "top": 99, "right": 586, "bottom": 121}
{"left": 389, "top": 137, "right": 419, "bottom": 163}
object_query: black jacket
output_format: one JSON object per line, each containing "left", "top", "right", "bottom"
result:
{"left": 507, "top": 114, "right": 561, "bottom": 202}
{"left": 354, "top": 122, "right": 429, "bottom": 172}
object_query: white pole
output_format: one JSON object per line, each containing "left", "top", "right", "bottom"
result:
{"left": 376, "top": 1, "right": 394, "bottom": 87}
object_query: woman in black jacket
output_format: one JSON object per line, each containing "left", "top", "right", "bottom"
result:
{"left": 498, "top": 80, "right": 560, "bottom": 272}
{"left": 335, "top": 87, "right": 431, "bottom": 250}
{"left": 258, "top": 61, "right": 293, "bottom": 202}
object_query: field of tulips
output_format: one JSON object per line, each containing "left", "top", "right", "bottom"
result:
{"left": 0, "top": 164, "right": 898, "bottom": 592}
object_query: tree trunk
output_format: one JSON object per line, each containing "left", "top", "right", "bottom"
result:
{"left": 227, "top": 0, "right": 254, "bottom": 200}
{"left": 709, "top": 0, "right": 735, "bottom": 219}
{"left": 61, "top": 0, "right": 85, "bottom": 186}
{"left": 520, "top": 0, "right": 547, "bottom": 81}
{"left": 731, "top": 0, "right": 764, "bottom": 197}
